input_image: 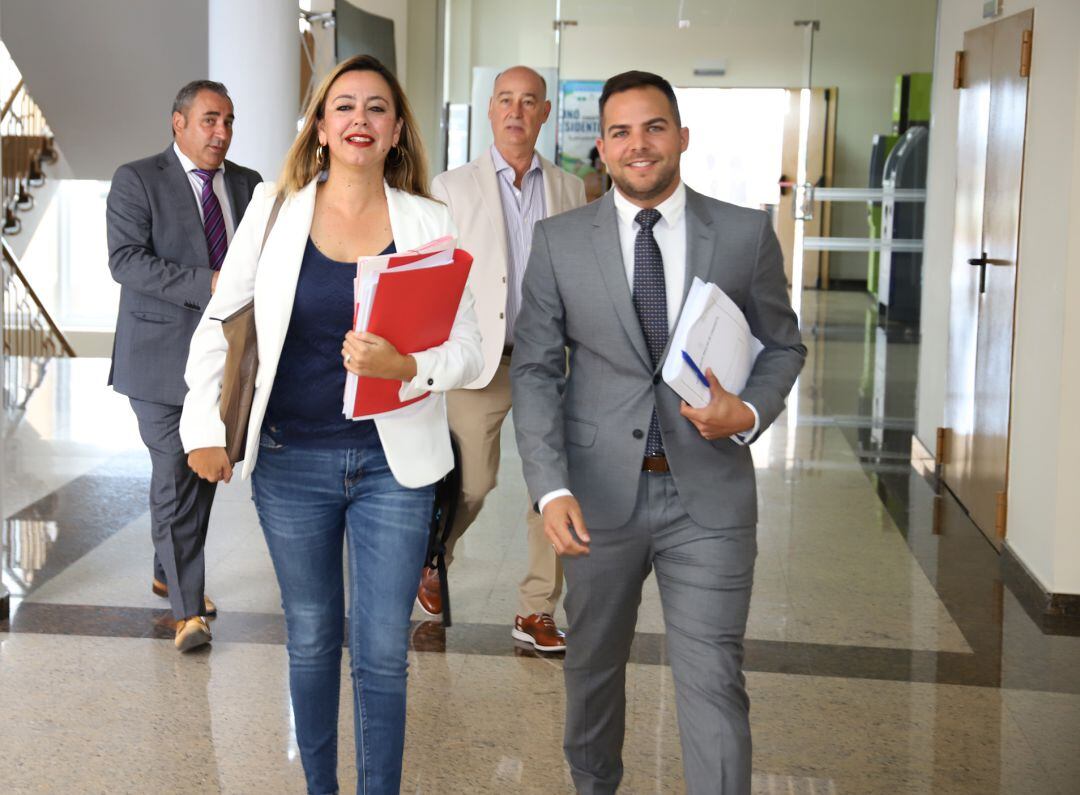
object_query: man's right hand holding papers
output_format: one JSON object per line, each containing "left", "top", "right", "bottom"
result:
{"left": 663, "top": 276, "right": 765, "bottom": 442}
{"left": 679, "top": 367, "right": 758, "bottom": 441}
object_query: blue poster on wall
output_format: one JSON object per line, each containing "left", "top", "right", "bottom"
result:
{"left": 558, "top": 80, "right": 604, "bottom": 177}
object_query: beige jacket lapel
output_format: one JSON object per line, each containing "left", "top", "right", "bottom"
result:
{"left": 471, "top": 153, "right": 509, "bottom": 271}
{"left": 540, "top": 155, "right": 564, "bottom": 215}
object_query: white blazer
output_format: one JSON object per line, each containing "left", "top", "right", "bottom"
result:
{"left": 179, "top": 178, "right": 483, "bottom": 487}
{"left": 431, "top": 152, "right": 586, "bottom": 389}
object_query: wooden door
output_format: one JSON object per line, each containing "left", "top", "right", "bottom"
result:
{"left": 943, "top": 23, "right": 992, "bottom": 532}
{"left": 776, "top": 88, "right": 835, "bottom": 289}
{"left": 943, "top": 10, "right": 1032, "bottom": 544}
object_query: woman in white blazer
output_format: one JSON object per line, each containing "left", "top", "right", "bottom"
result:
{"left": 180, "top": 55, "right": 481, "bottom": 795}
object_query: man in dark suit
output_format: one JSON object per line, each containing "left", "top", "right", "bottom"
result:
{"left": 106, "top": 79, "right": 261, "bottom": 652}
{"left": 511, "top": 71, "right": 806, "bottom": 792}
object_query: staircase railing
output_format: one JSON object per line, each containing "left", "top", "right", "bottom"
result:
{"left": 2, "top": 72, "right": 57, "bottom": 236}
{"left": 1, "top": 43, "right": 74, "bottom": 429}
{"left": 2, "top": 238, "right": 75, "bottom": 416}
{"left": 2, "top": 45, "right": 70, "bottom": 618}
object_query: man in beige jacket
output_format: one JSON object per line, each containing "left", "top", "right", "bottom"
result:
{"left": 427, "top": 66, "right": 586, "bottom": 651}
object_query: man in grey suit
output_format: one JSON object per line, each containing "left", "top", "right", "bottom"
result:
{"left": 107, "top": 80, "right": 261, "bottom": 652}
{"left": 511, "top": 71, "right": 805, "bottom": 793}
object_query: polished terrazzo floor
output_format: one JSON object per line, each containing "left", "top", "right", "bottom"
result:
{"left": 2, "top": 291, "right": 1079, "bottom": 794}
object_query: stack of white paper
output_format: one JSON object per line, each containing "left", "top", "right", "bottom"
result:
{"left": 662, "top": 277, "right": 763, "bottom": 408}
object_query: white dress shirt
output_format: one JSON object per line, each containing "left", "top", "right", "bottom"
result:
{"left": 612, "top": 180, "right": 687, "bottom": 333}
{"left": 537, "top": 181, "right": 759, "bottom": 514}
{"left": 173, "top": 142, "right": 236, "bottom": 244}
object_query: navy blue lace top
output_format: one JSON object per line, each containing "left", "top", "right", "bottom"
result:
{"left": 263, "top": 237, "right": 396, "bottom": 448}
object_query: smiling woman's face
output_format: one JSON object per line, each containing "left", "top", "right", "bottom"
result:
{"left": 318, "top": 69, "right": 403, "bottom": 172}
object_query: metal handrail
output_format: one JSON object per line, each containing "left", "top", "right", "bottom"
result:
{"left": 802, "top": 236, "right": 924, "bottom": 253}
{"left": 2, "top": 237, "right": 76, "bottom": 356}
{"left": 810, "top": 187, "right": 927, "bottom": 203}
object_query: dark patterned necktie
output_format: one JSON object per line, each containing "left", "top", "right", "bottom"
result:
{"left": 631, "top": 207, "right": 667, "bottom": 457}
{"left": 192, "top": 168, "right": 227, "bottom": 270}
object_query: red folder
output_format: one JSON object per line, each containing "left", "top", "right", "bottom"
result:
{"left": 348, "top": 248, "right": 473, "bottom": 418}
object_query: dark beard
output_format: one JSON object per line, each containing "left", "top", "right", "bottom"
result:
{"left": 609, "top": 159, "right": 679, "bottom": 203}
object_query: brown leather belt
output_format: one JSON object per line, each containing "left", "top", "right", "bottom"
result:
{"left": 642, "top": 455, "right": 670, "bottom": 473}
{"left": 502, "top": 345, "right": 514, "bottom": 358}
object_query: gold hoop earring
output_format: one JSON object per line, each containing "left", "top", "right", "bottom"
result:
{"left": 316, "top": 144, "right": 327, "bottom": 167}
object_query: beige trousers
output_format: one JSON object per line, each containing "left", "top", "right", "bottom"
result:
{"left": 445, "top": 357, "right": 563, "bottom": 616}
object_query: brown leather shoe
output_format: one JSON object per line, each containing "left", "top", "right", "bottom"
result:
{"left": 416, "top": 567, "right": 442, "bottom": 618}
{"left": 512, "top": 613, "right": 566, "bottom": 652}
{"left": 152, "top": 579, "right": 217, "bottom": 617}
{"left": 174, "top": 616, "right": 212, "bottom": 652}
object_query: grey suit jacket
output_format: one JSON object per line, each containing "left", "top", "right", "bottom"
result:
{"left": 106, "top": 145, "right": 262, "bottom": 406}
{"left": 511, "top": 186, "right": 806, "bottom": 531}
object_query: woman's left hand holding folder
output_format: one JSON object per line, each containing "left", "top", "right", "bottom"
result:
{"left": 341, "top": 330, "right": 418, "bottom": 382}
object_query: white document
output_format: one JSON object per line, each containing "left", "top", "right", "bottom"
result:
{"left": 662, "top": 277, "right": 763, "bottom": 409}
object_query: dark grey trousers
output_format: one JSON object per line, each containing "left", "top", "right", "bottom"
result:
{"left": 562, "top": 472, "right": 756, "bottom": 795}
{"left": 129, "top": 398, "right": 217, "bottom": 620}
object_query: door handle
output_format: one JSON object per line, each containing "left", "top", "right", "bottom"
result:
{"left": 969, "top": 252, "right": 988, "bottom": 294}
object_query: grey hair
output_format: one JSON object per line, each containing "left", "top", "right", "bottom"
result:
{"left": 172, "top": 79, "right": 230, "bottom": 117}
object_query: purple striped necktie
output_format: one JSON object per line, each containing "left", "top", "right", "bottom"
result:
{"left": 192, "top": 168, "right": 227, "bottom": 270}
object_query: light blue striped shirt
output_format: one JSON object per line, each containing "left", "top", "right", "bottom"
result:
{"left": 491, "top": 145, "right": 546, "bottom": 346}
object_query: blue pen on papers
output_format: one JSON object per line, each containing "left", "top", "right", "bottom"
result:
{"left": 681, "top": 350, "right": 710, "bottom": 388}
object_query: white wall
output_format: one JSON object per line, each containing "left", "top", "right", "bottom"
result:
{"left": 209, "top": 0, "right": 299, "bottom": 181}
{"left": 406, "top": 0, "right": 441, "bottom": 176}
{"left": 446, "top": 0, "right": 474, "bottom": 105}
{"left": 917, "top": 0, "right": 1080, "bottom": 595}
{"left": 448, "top": 0, "right": 937, "bottom": 282}
{"left": 0, "top": 0, "right": 209, "bottom": 180}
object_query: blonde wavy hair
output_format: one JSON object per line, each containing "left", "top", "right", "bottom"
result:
{"left": 277, "top": 55, "right": 431, "bottom": 198}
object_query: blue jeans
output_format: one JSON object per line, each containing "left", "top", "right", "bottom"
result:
{"left": 251, "top": 435, "right": 435, "bottom": 795}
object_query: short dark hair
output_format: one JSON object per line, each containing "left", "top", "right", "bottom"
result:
{"left": 598, "top": 71, "right": 681, "bottom": 131}
{"left": 172, "top": 80, "right": 230, "bottom": 117}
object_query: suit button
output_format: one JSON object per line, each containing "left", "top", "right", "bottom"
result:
{"left": 427, "top": 378, "right": 434, "bottom": 386}
{"left": 652, "top": 375, "right": 660, "bottom": 385}
{"left": 499, "top": 312, "right": 505, "bottom": 319}
{"left": 632, "top": 429, "right": 644, "bottom": 440}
